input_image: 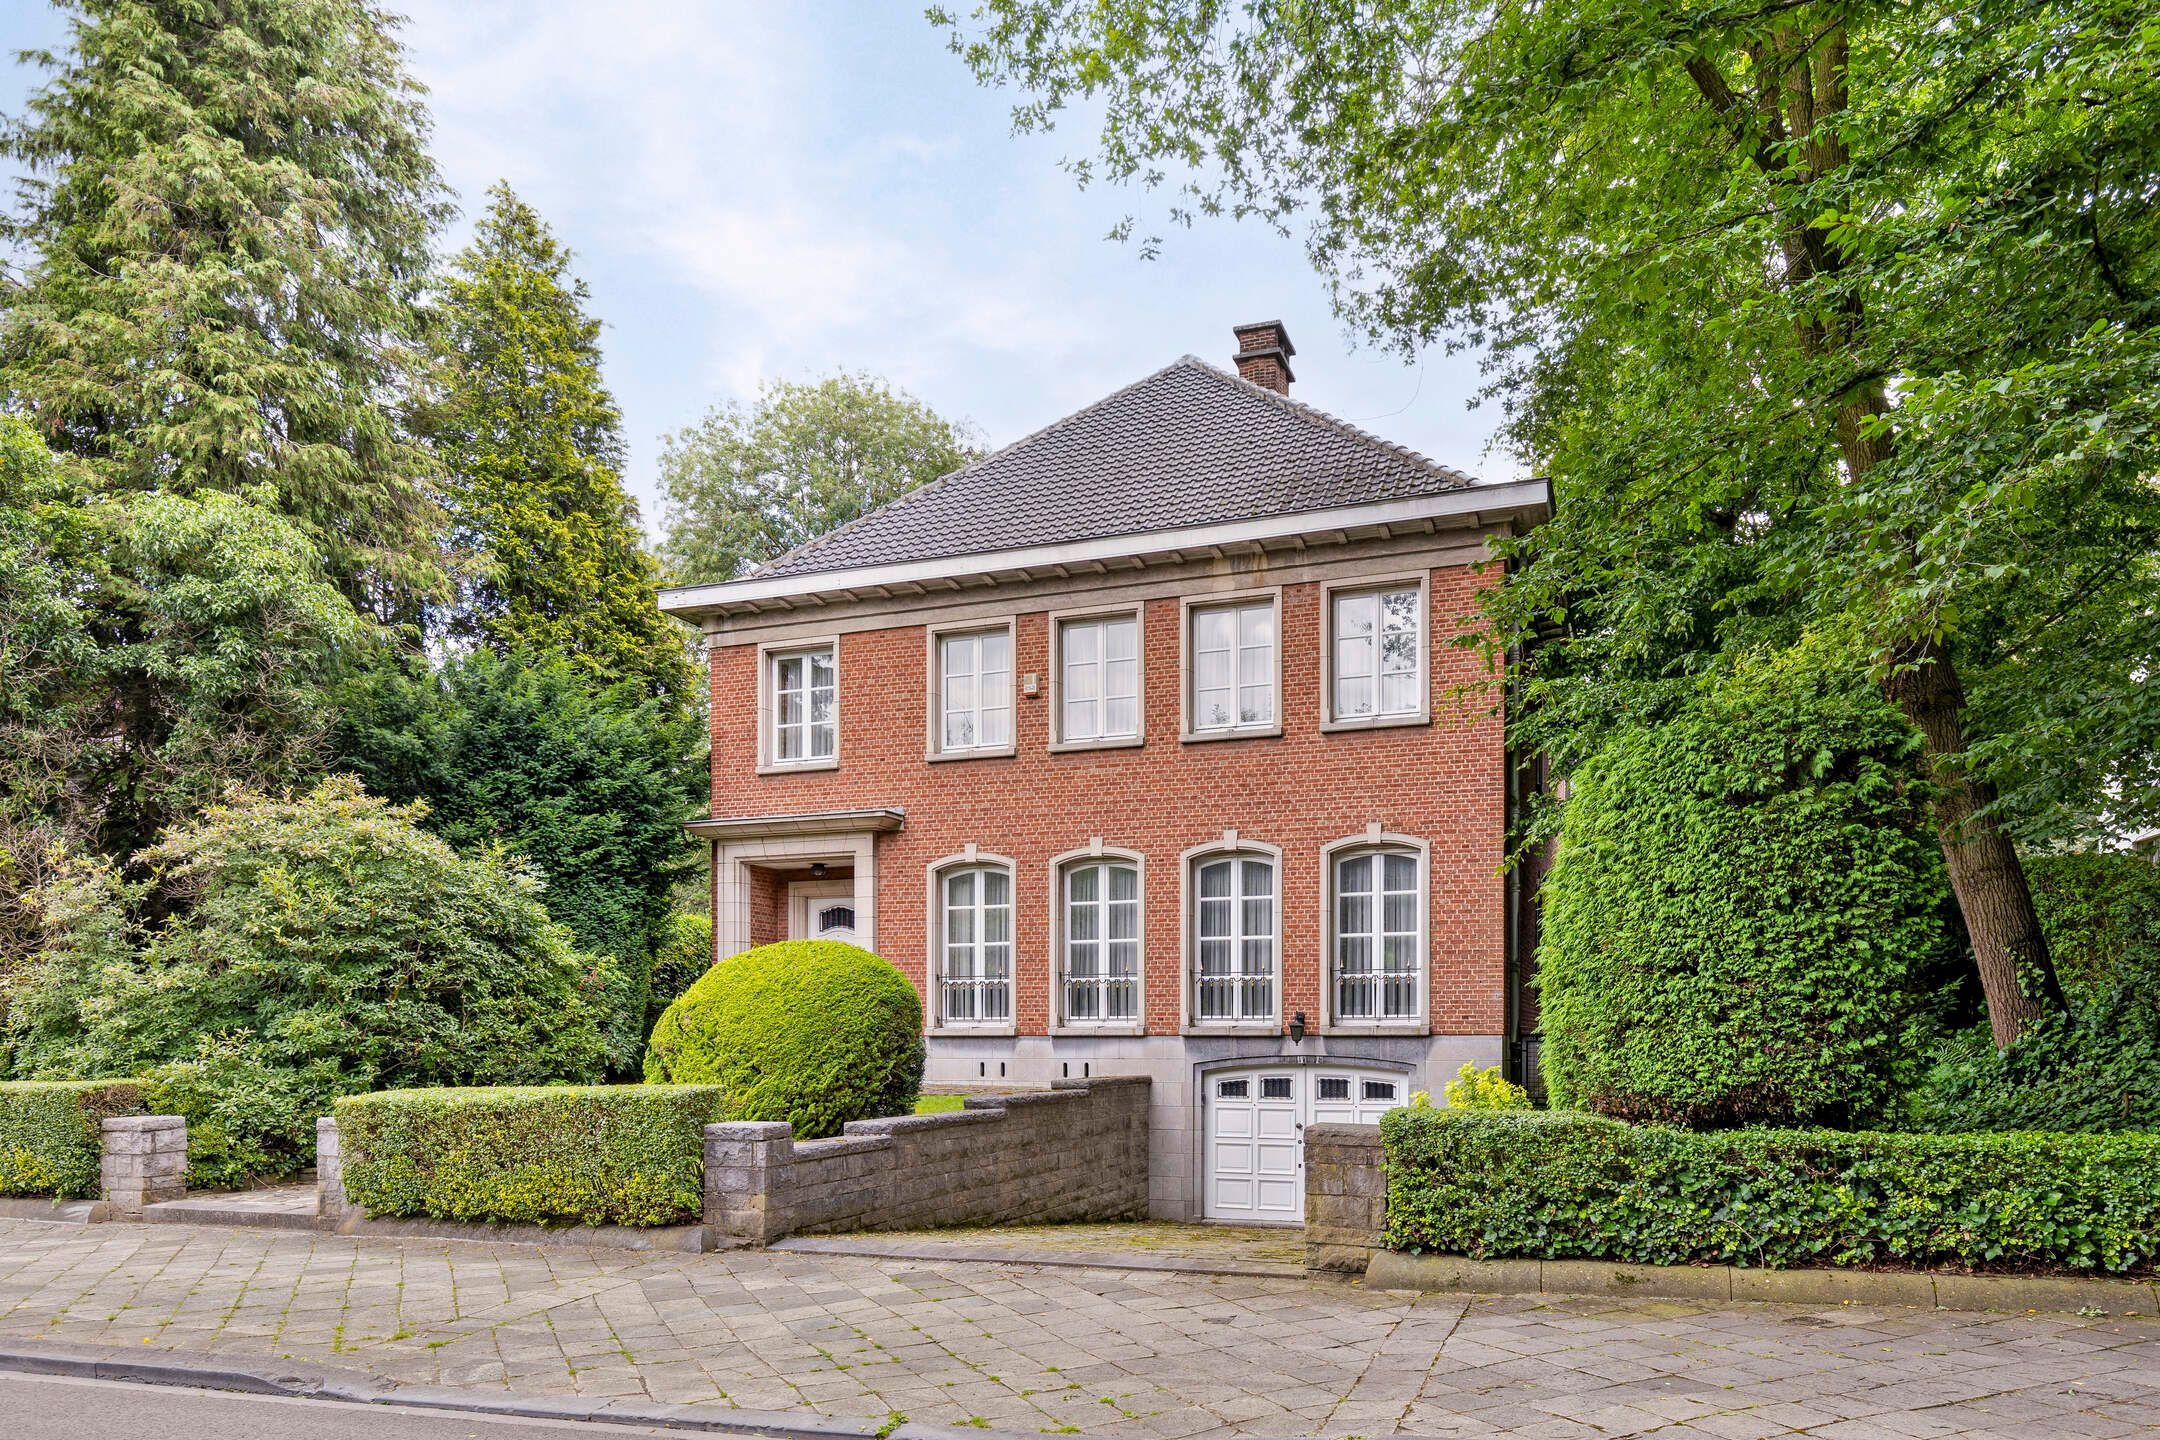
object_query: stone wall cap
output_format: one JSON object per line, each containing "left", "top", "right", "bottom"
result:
{"left": 845, "top": 1109, "right": 1001, "bottom": 1136}
{"left": 1304, "top": 1122, "right": 1385, "bottom": 1142}
{"left": 1050, "top": 1075, "right": 1150, "bottom": 1091}
{"left": 316, "top": 1116, "right": 339, "bottom": 1132}
{"left": 100, "top": 1114, "right": 186, "bottom": 1132}
{"left": 705, "top": 1121, "right": 795, "bottom": 1141}
{"left": 979, "top": 1089, "right": 1083, "bottom": 1109}
{"left": 790, "top": 1134, "right": 894, "bottom": 1159}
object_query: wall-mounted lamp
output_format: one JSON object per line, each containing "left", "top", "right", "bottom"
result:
{"left": 1289, "top": 1011, "right": 1307, "bottom": 1045}
{"left": 809, "top": 862, "right": 828, "bottom": 880}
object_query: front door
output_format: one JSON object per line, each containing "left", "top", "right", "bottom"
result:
{"left": 1203, "top": 1067, "right": 1405, "bottom": 1223}
{"left": 789, "top": 880, "right": 858, "bottom": 944}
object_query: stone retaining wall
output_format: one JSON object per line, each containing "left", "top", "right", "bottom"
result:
{"left": 705, "top": 1077, "right": 1149, "bottom": 1245}
{"left": 1303, "top": 1122, "right": 1386, "bottom": 1274}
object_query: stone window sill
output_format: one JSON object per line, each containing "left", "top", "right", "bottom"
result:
{"left": 1047, "top": 736, "right": 1144, "bottom": 755}
{"left": 756, "top": 757, "right": 839, "bottom": 776}
{"left": 926, "top": 745, "right": 1016, "bottom": 763}
{"left": 1319, "top": 713, "right": 1431, "bottom": 735}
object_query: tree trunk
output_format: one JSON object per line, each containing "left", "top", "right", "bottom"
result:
{"left": 1882, "top": 637, "right": 2067, "bottom": 1047}
{"left": 1694, "top": 15, "right": 2067, "bottom": 1047}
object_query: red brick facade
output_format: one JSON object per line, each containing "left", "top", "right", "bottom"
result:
{"left": 706, "top": 561, "right": 1508, "bottom": 1039}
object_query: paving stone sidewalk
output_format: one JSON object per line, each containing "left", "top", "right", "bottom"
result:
{"left": 0, "top": 1217, "right": 2155, "bottom": 1438}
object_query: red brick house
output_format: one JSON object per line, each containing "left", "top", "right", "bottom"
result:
{"left": 659, "top": 323, "right": 1550, "bottom": 1222}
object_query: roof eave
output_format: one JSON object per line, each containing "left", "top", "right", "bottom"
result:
{"left": 658, "top": 478, "right": 1551, "bottom": 623}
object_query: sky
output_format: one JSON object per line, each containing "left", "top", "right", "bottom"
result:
{"left": 0, "top": 2, "right": 1510, "bottom": 538}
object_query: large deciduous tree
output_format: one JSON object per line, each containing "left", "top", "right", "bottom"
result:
{"left": 658, "top": 373, "right": 979, "bottom": 584}
{"left": 0, "top": 418, "right": 362, "bottom": 894}
{"left": 427, "top": 183, "right": 692, "bottom": 707}
{"left": 940, "top": 0, "right": 2160, "bottom": 1045}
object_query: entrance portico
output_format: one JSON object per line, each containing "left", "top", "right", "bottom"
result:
{"left": 688, "top": 808, "right": 903, "bottom": 964}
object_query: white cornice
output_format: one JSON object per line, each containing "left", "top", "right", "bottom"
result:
{"left": 684, "top": 808, "right": 906, "bottom": 841}
{"left": 658, "top": 479, "right": 1550, "bottom": 620}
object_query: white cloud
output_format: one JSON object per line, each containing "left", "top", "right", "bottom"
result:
{"left": 374, "top": 0, "right": 1512, "bottom": 520}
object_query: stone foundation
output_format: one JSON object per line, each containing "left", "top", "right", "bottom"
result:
{"left": 705, "top": 1076, "right": 1149, "bottom": 1245}
{"left": 921, "top": 1032, "right": 1498, "bottom": 1219}
{"left": 1303, "top": 1122, "right": 1386, "bottom": 1273}
{"left": 100, "top": 1115, "right": 186, "bottom": 1217}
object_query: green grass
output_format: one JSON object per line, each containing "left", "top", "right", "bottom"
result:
{"left": 914, "top": 1094, "right": 966, "bottom": 1115}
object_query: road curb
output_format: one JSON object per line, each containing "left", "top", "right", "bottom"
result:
{"left": 0, "top": 1339, "right": 1085, "bottom": 1439}
{"left": 1365, "top": 1250, "right": 2160, "bottom": 1316}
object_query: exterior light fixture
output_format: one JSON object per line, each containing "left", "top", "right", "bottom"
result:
{"left": 1289, "top": 1011, "right": 1307, "bottom": 1045}
{"left": 810, "top": 862, "right": 828, "bottom": 879}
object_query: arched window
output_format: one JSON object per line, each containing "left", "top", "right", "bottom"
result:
{"left": 936, "top": 863, "right": 1012, "bottom": 1025}
{"left": 1189, "top": 849, "right": 1278, "bottom": 1023}
{"left": 1060, "top": 855, "right": 1141, "bottom": 1023}
{"left": 1328, "top": 842, "right": 1425, "bottom": 1023}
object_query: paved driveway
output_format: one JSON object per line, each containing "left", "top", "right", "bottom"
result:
{"left": 0, "top": 1218, "right": 2154, "bottom": 1437}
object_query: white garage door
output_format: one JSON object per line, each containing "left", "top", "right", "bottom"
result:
{"left": 1203, "top": 1068, "right": 1406, "bottom": 1223}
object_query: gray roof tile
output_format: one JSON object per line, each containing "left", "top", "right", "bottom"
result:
{"left": 751, "top": 356, "right": 1478, "bottom": 581}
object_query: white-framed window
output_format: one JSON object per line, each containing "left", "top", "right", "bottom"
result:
{"left": 935, "top": 626, "right": 1013, "bottom": 754}
{"left": 1057, "top": 612, "right": 1140, "bottom": 744}
{"left": 1331, "top": 847, "right": 1423, "bottom": 1022}
{"left": 768, "top": 643, "right": 837, "bottom": 765}
{"left": 1060, "top": 857, "right": 1140, "bottom": 1024}
{"left": 1190, "top": 850, "right": 1278, "bottom": 1023}
{"left": 1325, "top": 579, "right": 1428, "bottom": 726}
{"left": 937, "top": 864, "right": 1012, "bottom": 1025}
{"left": 1187, "top": 596, "right": 1278, "bottom": 736}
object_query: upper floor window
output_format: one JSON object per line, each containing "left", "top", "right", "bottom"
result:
{"left": 1328, "top": 583, "right": 1425, "bottom": 724}
{"left": 1061, "top": 857, "right": 1140, "bottom": 1024}
{"left": 936, "top": 627, "right": 1013, "bottom": 754}
{"left": 938, "top": 863, "right": 1012, "bottom": 1026}
{"left": 769, "top": 644, "right": 836, "bottom": 765}
{"left": 1191, "top": 851, "right": 1277, "bottom": 1023}
{"left": 1331, "top": 847, "right": 1423, "bottom": 1023}
{"left": 1187, "top": 597, "right": 1278, "bottom": 737}
{"left": 1058, "top": 613, "right": 1140, "bottom": 744}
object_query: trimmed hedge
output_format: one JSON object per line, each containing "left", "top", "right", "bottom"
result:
{"left": 643, "top": 940, "right": 924, "bottom": 1139}
{"left": 337, "top": 1085, "right": 722, "bottom": 1228}
{"left": 1382, "top": 1108, "right": 2160, "bottom": 1275}
{"left": 1537, "top": 666, "right": 1945, "bottom": 1128}
{"left": 0, "top": 1080, "right": 142, "bottom": 1198}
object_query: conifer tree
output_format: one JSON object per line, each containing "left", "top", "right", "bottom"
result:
{"left": 1, "top": 0, "right": 451, "bottom": 620}
{"left": 429, "top": 183, "right": 691, "bottom": 706}
{"left": 1, "top": 0, "right": 447, "bottom": 862}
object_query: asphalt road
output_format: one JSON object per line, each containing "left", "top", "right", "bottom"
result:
{"left": 0, "top": 1371, "right": 716, "bottom": 1439}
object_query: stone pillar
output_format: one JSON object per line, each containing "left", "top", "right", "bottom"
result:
{"left": 1304, "top": 1123, "right": 1387, "bottom": 1275}
{"left": 100, "top": 1115, "right": 186, "bottom": 1217}
{"left": 703, "top": 1120, "right": 794, "bottom": 1246}
{"left": 315, "top": 1117, "right": 348, "bottom": 1224}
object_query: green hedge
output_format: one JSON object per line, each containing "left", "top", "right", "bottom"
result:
{"left": 337, "top": 1085, "right": 722, "bottom": 1228}
{"left": 0, "top": 1081, "right": 143, "bottom": 1198}
{"left": 643, "top": 940, "right": 923, "bottom": 1138}
{"left": 1536, "top": 666, "right": 1945, "bottom": 1128}
{"left": 1382, "top": 1108, "right": 2160, "bottom": 1275}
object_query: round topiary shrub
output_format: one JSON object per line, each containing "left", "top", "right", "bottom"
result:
{"left": 641, "top": 940, "right": 924, "bottom": 1138}
{"left": 1538, "top": 661, "right": 1947, "bottom": 1128}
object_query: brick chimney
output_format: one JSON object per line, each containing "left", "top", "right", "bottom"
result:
{"left": 1231, "top": 320, "right": 1296, "bottom": 394}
